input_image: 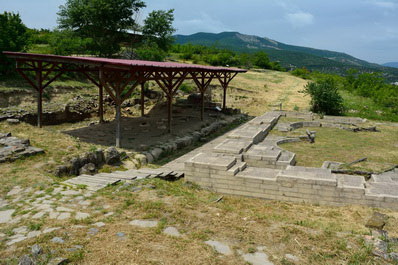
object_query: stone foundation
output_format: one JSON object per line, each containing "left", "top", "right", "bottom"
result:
{"left": 184, "top": 111, "right": 398, "bottom": 210}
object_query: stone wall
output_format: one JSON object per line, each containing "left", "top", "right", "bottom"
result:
{"left": 184, "top": 111, "right": 398, "bottom": 210}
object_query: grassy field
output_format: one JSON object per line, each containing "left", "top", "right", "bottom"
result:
{"left": 272, "top": 118, "right": 398, "bottom": 172}
{"left": 1, "top": 69, "right": 398, "bottom": 264}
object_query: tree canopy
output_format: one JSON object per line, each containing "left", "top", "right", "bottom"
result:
{"left": 57, "top": 0, "right": 146, "bottom": 56}
{"left": 0, "top": 12, "right": 29, "bottom": 74}
{"left": 142, "top": 9, "right": 175, "bottom": 52}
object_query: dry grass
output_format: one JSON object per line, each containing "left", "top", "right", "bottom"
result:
{"left": 212, "top": 70, "right": 310, "bottom": 116}
{"left": 1, "top": 70, "right": 398, "bottom": 264}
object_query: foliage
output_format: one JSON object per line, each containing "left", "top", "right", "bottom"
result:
{"left": 344, "top": 69, "right": 398, "bottom": 114}
{"left": 301, "top": 78, "right": 345, "bottom": 115}
{"left": 57, "top": 0, "right": 146, "bottom": 56}
{"left": 171, "top": 44, "right": 284, "bottom": 71}
{"left": 49, "top": 30, "right": 93, "bottom": 56}
{"left": 142, "top": 9, "right": 175, "bottom": 52}
{"left": 253, "top": 51, "right": 271, "bottom": 69}
{"left": 291, "top": 67, "right": 311, "bottom": 79}
{"left": 135, "top": 42, "right": 166, "bottom": 61}
{"left": 0, "top": 12, "right": 29, "bottom": 75}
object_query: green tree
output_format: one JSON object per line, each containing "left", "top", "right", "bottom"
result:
{"left": 301, "top": 78, "right": 345, "bottom": 115}
{"left": 0, "top": 12, "right": 29, "bottom": 74}
{"left": 142, "top": 9, "right": 175, "bottom": 51}
{"left": 253, "top": 51, "right": 271, "bottom": 69}
{"left": 57, "top": 0, "right": 145, "bottom": 57}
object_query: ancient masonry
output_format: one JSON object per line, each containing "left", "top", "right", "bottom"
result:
{"left": 184, "top": 111, "right": 398, "bottom": 210}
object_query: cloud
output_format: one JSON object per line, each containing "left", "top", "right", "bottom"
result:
{"left": 369, "top": 0, "right": 397, "bottom": 9}
{"left": 175, "top": 13, "right": 232, "bottom": 34}
{"left": 285, "top": 11, "right": 314, "bottom": 28}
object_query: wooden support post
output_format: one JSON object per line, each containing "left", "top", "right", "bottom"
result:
{"left": 167, "top": 95, "right": 172, "bottom": 133}
{"left": 36, "top": 62, "right": 43, "bottom": 128}
{"left": 99, "top": 83, "right": 104, "bottom": 123}
{"left": 222, "top": 86, "right": 227, "bottom": 110}
{"left": 141, "top": 82, "right": 145, "bottom": 117}
{"left": 200, "top": 91, "right": 205, "bottom": 121}
{"left": 115, "top": 104, "right": 121, "bottom": 148}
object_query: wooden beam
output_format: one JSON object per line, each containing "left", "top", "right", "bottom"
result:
{"left": 191, "top": 72, "right": 214, "bottom": 121}
{"left": 36, "top": 62, "right": 43, "bottom": 128}
{"left": 141, "top": 82, "right": 145, "bottom": 117}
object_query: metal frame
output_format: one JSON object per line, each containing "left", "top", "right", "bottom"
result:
{"left": 4, "top": 52, "right": 246, "bottom": 147}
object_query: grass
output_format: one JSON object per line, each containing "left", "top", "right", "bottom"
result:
{"left": 1, "top": 69, "right": 398, "bottom": 264}
{"left": 272, "top": 122, "right": 398, "bottom": 172}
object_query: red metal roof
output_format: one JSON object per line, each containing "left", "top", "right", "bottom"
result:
{"left": 3, "top": 51, "right": 247, "bottom": 73}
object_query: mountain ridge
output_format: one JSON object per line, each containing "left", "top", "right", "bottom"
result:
{"left": 174, "top": 31, "right": 398, "bottom": 81}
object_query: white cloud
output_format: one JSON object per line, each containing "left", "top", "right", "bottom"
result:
{"left": 175, "top": 13, "right": 232, "bottom": 34}
{"left": 369, "top": 0, "right": 397, "bottom": 9}
{"left": 285, "top": 12, "right": 314, "bottom": 28}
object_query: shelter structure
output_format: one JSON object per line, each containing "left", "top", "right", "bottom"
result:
{"left": 3, "top": 51, "right": 246, "bottom": 147}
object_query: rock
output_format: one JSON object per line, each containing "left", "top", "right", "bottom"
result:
{"left": 205, "top": 240, "right": 233, "bottom": 255}
{"left": 7, "top": 186, "right": 23, "bottom": 196}
{"left": 116, "top": 232, "right": 126, "bottom": 238}
{"left": 143, "top": 152, "right": 154, "bottom": 164}
{"left": 79, "top": 163, "right": 97, "bottom": 175}
{"left": 389, "top": 252, "right": 398, "bottom": 261}
{"left": 56, "top": 207, "right": 73, "bottom": 212}
{"left": 242, "top": 252, "right": 273, "bottom": 265}
{"left": 47, "top": 257, "right": 69, "bottom": 265}
{"left": 56, "top": 212, "right": 71, "bottom": 220}
{"left": 129, "top": 219, "right": 158, "bottom": 228}
{"left": 134, "top": 153, "right": 147, "bottom": 165}
{"left": 55, "top": 165, "right": 69, "bottom": 177}
{"left": 51, "top": 237, "right": 65, "bottom": 244}
{"left": 31, "top": 244, "right": 43, "bottom": 256}
{"left": 93, "top": 222, "right": 105, "bottom": 227}
{"left": 75, "top": 212, "right": 90, "bottom": 220}
{"left": 163, "top": 227, "right": 181, "bottom": 237}
{"left": 285, "top": 254, "right": 299, "bottom": 262}
{"left": 42, "top": 227, "right": 61, "bottom": 234}
{"left": 149, "top": 147, "right": 163, "bottom": 160}
{"left": 32, "top": 211, "right": 46, "bottom": 219}
{"left": 7, "top": 118, "right": 20, "bottom": 124}
{"left": 7, "top": 234, "right": 27, "bottom": 246}
{"left": 18, "top": 255, "right": 35, "bottom": 265}
{"left": 0, "top": 209, "right": 15, "bottom": 223}
{"left": 104, "top": 147, "right": 121, "bottom": 165}
{"left": 366, "top": 212, "right": 388, "bottom": 229}
{"left": 87, "top": 228, "right": 99, "bottom": 235}
{"left": 27, "top": 231, "right": 42, "bottom": 238}
{"left": 94, "top": 149, "right": 105, "bottom": 166}
{"left": 13, "top": 226, "right": 28, "bottom": 234}
{"left": 69, "top": 157, "right": 81, "bottom": 175}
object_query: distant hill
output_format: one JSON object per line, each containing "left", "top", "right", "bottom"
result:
{"left": 383, "top": 62, "right": 398, "bottom": 68}
{"left": 174, "top": 32, "right": 398, "bottom": 81}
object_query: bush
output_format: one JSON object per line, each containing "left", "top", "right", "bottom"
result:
{"left": 291, "top": 67, "right": 311, "bottom": 79}
{"left": 301, "top": 78, "right": 345, "bottom": 115}
{"left": 0, "top": 12, "right": 29, "bottom": 75}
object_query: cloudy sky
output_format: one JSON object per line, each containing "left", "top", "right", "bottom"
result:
{"left": 2, "top": 0, "right": 397, "bottom": 64}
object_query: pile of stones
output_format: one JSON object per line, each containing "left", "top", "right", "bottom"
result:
{"left": 0, "top": 132, "right": 44, "bottom": 163}
{"left": 55, "top": 147, "right": 125, "bottom": 177}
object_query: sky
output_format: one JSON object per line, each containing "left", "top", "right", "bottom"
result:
{"left": 1, "top": 0, "right": 397, "bottom": 64}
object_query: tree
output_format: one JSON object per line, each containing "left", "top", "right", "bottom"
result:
{"left": 253, "top": 51, "right": 271, "bottom": 69}
{"left": 142, "top": 9, "right": 175, "bottom": 51}
{"left": 57, "top": 0, "right": 146, "bottom": 57}
{"left": 301, "top": 78, "right": 345, "bottom": 115}
{"left": 0, "top": 12, "right": 29, "bottom": 74}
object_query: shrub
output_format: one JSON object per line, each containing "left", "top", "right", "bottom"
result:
{"left": 301, "top": 78, "right": 345, "bottom": 115}
{"left": 291, "top": 67, "right": 311, "bottom": 79}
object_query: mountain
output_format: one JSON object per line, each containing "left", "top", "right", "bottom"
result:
{"left": 383, "top": 62, "right": 398, "bottom": 68}
{"left": 174, "top": 32, "right": 398, "bottom": 81}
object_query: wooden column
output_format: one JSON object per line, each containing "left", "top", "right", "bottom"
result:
{"left": 99, "top": 83, "right": 104, "bottom": 123}
{"left": 36, "top": 62, "right": 43, "bottom": 128}
{"left": 216, "top": 72, "right": 238, "bottom": 111}
{"left": 154, "top": 71, "right": 188, "bottom": 134}
{"left": 141, "top": 82, "right": 145, "bottom": 117}
{"left": 191, "top": 72, "right": 213, "bottom": 121}
{"left": 115, "top": 103, "right": 121, "bottom": 148}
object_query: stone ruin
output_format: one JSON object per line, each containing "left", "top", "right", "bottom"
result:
{"left": 0, "top": 132, "right": 44, "bottom": 163}
{"left": 184, "top": 111, "right": 398, "bottom": 210}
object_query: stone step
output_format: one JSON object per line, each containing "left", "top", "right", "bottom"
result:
{"left": 276, "top": 150, "right": 296, "bottom": 168}
{"left": 214, "top": 139, "right": 252, "bottom": 155}
{"left": 227, "top": 161, "right": 247, "bottom": 176}
{"left": 236, "top": 167, "right": 280, "bottom": 181}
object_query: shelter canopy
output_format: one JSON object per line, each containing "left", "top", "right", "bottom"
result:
{"left": 4, "top": 51, "right": 247, "bottom": 147}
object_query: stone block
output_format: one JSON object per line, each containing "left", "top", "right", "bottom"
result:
{"left": 214, "top": 139, "right": 252, "bottom": 155}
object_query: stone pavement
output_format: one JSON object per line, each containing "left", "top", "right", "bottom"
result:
{"left": 183, "top": 111, "right": 398, "bottom": 210}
